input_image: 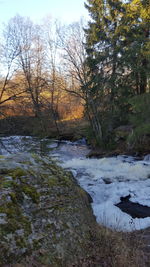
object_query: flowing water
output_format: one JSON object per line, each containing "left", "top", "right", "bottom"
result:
{"left": 0, "top": 135, "right": 150, "bottom": 232}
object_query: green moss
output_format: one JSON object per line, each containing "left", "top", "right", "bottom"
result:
{"left": 1, "top": 219, "right": 19, "bottom": 233}
{"left": 28, "top": 169, "right": 37, "bottom": 178}
{"left": 46, "top": 176, "right": 58, "bottom": 187}
{"left": 60, "top": 175, "right": 72, "bottom": 186}
{"left": 11, "top": 168, "right": 27, "bottom": 179}
{"left": 9, "top": 192, "right": 18, "bottom": 203}
{"left": 1, "top": 180, "right": 13, "bottom": 188}
{"left": 22, "top": 184, "right": 40, "bottom": 203}
{"left": 47, "top": 163, "right": 60, "bottom": 174}
{"left": 15, "top": 236, "right": 27, "bottom": 248}
{"left": 0, "top": 202, "right": 31, "bottom": 236}
{"left": 11, "top": 182, "right": 24, "bottom": 203}
{"left": 4, "top": 176, "right": 39, "bottom": 204}
{"left": 0, "top": 203, "right": 18, "bottom": 220}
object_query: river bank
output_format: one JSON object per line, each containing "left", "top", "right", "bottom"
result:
{"left": 1, "top": 116, "right": 149, "bottom": 158}
{"left": 0, "top": 116, "right": 87, "bottom": 141}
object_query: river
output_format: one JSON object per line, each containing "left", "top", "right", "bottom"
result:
{"left": 0, "top": 135, "right": 150, "bottom": 232}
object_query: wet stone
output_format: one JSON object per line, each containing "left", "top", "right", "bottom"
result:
{"left": 103, "top": 178, "right": 112, "bottom": 184}
{"left": 116, "top": 195, "right": 150, "bottom": 218}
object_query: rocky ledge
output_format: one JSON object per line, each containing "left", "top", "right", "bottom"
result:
{"left": 0, "top": 153, "right": 97, "bottom": 266}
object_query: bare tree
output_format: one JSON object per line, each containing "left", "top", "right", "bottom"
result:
{"left": 2, "top": 15, "right": 47, "bottom": 118}
{"left": 0, "top": 21, "right": 26, "bottom": 112}
{"left": 58, "top": 19, "right": 103, "bottom": 141}
{"left": 42, "top": 18, "right": 62, "bottom": 135}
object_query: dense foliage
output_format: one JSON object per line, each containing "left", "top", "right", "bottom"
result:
{"left": 84, "top": 0, "right": 150, "bottom": 146}
{"left": 128, "top": 93, "right": 150, "bottom": 149}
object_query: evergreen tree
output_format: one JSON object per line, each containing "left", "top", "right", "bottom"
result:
{"left": 119, "top": 0, "right": 150, "bottom": 95}
{"left": 84, "top": 0, "right": 150, "bottom": 145}
{"left": 84, "top": 0, "right": 126, "bottom": 143}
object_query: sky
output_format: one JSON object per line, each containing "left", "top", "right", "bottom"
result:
{"left": 0, "top": 0, "right": 89, "bottom": 26}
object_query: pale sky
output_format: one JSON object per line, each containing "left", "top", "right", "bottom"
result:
{"left": 0, "top": 0, "right": 89, "bottom": 26}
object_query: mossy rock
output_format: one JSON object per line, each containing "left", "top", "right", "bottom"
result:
{"left": 0, "top": 153, "right": 97, "bottom": 266}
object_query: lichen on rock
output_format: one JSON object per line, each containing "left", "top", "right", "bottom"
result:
{"left": 0, "top": 153, "right": 97, "bottom": 266}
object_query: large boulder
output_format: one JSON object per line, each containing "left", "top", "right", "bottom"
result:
{"left": 0, "top": 153, "right": 96, "bottom": 266}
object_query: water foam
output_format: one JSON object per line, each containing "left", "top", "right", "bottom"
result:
{"left": 61, "top": 156, "right": 150, "bottom": 231}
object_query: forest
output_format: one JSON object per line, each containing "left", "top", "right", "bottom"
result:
{"left": 0, "top": 0, "right": 150, "bottom": 153}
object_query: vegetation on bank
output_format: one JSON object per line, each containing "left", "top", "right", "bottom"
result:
{"left": 0, "top": 113, "right": 149, "bottom": 156}
{"left": 0, "top": 154, "right": 148, "bottom": 266}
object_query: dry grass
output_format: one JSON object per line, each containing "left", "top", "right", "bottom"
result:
{"left": 70, "top": 224, "right": 148, "bottom": 267}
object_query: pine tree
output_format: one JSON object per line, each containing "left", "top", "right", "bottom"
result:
{"left": 84, "top": 0, "right": 126, "bottom": 143}
{"left": 84, "top": 0, "right": 150, "bottom": 145}
{"left": 119, "top": 0, "right": 150, "bottom": 95}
